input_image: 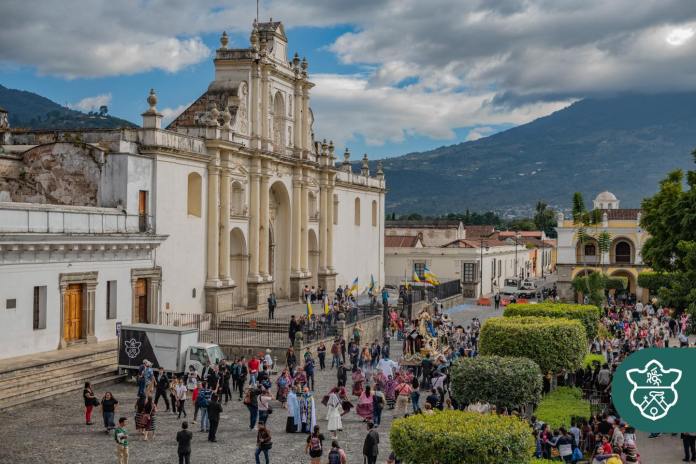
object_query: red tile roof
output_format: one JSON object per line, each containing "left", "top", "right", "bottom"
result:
{"left": 604, "top": 209, "right": 640, "bottom": 220}
{"left": 384, "top": 235, "right": 419, "bottom": 248}
{"left": 498, "top": 230, "right": 544, "bottom": 239}
{"left": 442, "top": 239, "right": 510, "bottom": 248}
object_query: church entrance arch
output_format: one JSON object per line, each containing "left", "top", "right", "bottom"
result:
{"left": 269, "top": 181, "right": 291, "bottom": 298}
{"left": 230, "top": 228, "right": 248, "bottom": 309}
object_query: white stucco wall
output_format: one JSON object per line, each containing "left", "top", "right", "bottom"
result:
{"left": 0, "top": 259, "right": 150, "bottom": 359}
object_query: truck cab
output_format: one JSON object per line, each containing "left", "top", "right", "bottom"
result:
{"left": 185, "top": 343, "right": 226, "bottom": 373}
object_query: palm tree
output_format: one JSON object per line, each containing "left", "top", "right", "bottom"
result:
{"left": 572, "top": 192, "right": 605, "bottom": 299}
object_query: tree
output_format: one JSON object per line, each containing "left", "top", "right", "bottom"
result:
{"left": 571, "top": 192, "right": 611, "bottom": 300}
{"left": 533, "top": 201, "right": 558, "bottom": 238}
{"left": 99, "top": 105, "right": 108, "bottom": 116}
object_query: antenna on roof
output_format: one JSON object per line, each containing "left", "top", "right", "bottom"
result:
{"left": 256, "top": 0, "right": 259, "bottom": 24}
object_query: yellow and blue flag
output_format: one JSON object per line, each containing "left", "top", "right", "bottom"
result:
{"left": 369, "top": 274, "right": 376, "bottom": 292}
{"left": 324, "top": 298, "right": 330, "bottom": 315}
{"left": 424, "top": 265, "right": 440, "bottom": 285}
{"left": 348, "top": 277, "right": 359, "bottom": 295}
{"left": 306, "top": 300, "right": 313, "bottom": 317}
{"left": 412, "top": 271, "right": 421, "bottom": 283}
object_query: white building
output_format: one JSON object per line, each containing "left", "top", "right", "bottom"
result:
{"left": 0, "top": 20, "right": 385, "bottom": 359}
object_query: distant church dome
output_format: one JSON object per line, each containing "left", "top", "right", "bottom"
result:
{"left": 593, "top": 191, "right": 619, "bottom": 209}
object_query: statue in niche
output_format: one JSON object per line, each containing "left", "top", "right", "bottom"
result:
{"left": 237, "top": 82, "right": 249, "bottom": 135}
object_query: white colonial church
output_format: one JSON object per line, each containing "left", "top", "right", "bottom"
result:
{"left": 0, "top": 20, "right": 385, "bottom": 359}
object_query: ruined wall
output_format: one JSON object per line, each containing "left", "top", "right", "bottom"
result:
{"left": 0, "top": 142, "right": 103, "bottom": 205}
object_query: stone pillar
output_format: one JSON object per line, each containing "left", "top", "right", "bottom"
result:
{"left": 85, "top": 282, "right": 97, "bottom": 343}
{"left": 300, "top": 175, "right": 309, "bottom": 273}
{"left": 259, "top": 170, "right": 270, "bottom": 278}
{"left": 301, "top": 86, "right": 310, "bottom": 153}
{"left": 327, "top": 181, "right": 335, "bottom": 272}
{"left": 319, "top": 173, "right": 328, "bottom": 273}
{"left": 293, "top": 84, "right": 303, "bottom": 153}
{"left": 261, "top": 65, "right": 270, "bottom": 149}
{"left": 251, "top": 63, "right": 261, "bottom": 149}
{"left": 248, "top": 159, "right": 261, "bottom": 280}
{"left": 291, "top": 172, "right": 302, "bottom": 274}
{"left": 219, "top": 165, "right": 231, "bottom": 283}
{"left": 206, "top": 164, "right": 220, "bottom": 285}
{"left": 148, "top": 278, "right": 160, "bottom": 325}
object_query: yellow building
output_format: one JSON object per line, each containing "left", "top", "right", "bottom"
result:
{"left": 555, "top": 191, "right": 650, "bottom": 302}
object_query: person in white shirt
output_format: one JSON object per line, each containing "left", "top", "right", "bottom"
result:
{"left": 175, "top": 382, "right": 188, "bottom": 419}
{"left": 376, "top": 357, "right": 399, "bottom": 379}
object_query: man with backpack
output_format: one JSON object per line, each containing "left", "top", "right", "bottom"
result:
{"left": 362, "top": 422, "right": 380, "bottom": 464}
{"left": 196, "top": 382, "right": 212, "bottom": 433}
{"left": 244, "top": 385, "right": 261, "bottom": 430}
{"left": 327, "top": 440, "right": 347, "bottom": 464}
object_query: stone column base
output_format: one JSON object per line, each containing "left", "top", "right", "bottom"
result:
{"left": 290, "top": 275, "right": 311, "bottom": 300}
{"left": 318, "top": 272, "right": 337, "bottom": 295}
{"left": 205, "top": 284, "right": 236, "bottom": 322}
{"left": 247, "top": 280, "right": 273, "bottom": 312}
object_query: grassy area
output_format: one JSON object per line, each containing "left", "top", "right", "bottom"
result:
{"left": 535, "top": 387, "right": 591, "bottom": 430}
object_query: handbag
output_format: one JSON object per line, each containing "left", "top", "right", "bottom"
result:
{"left": 261, "top": 440, "right": 273, "bottom": 450}
{"left": 572, "top": 447, "right": 583, "bottom": 460}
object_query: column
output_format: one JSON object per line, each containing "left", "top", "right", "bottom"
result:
{"left": 259, "top": 169, "right": 270, "bottom": 278}
{"left": 248, "top": 160, "right": 260, "bottom": 279}
{"left": 206, "top": 165, "right": 220, "bottom": 284}
{"left": 319, "top": 173, "right": 328, "bottom": 272}
{"left": 327, "top": 182, "right": 335, "bottom": 272}
{"left": 301, "top": 86, "right": 310, "bottom": 152}
{"left": 251, "top": 63, "right": 261, "bottom": 148}
{"left": 291, "top": 171, "right": 302, "bottom": 273}
{"left": 293, "top": 84, "right": 303, "bottom": 152}
{"left": 148, "top": 279, "right": 160, "bottom": 325}
{"left": 85, "top": 282, "right": 97, "bottom": 341}
{"left": 219, "top": 166, "right": 231, "bottom": 282}
{"left": 300, "top": 173, "right": 309, "bottom": 273}
{"left": 261, "top": 65, "right": 270, "bottom": 147}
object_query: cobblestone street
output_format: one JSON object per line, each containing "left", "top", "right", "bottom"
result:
{"left": 0, "top": 303, "right": 686, "bottom": 463}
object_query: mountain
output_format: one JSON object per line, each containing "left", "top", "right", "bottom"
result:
{"left": 379, "top": 93, "right": 696, "bottom": 216}
{"left": 0, "top": 84, "right": 136, "bottom": 130}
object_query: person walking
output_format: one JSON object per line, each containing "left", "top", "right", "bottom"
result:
{"left": 83, "top": 381, "right": 97, "bottom": 425}
{"left": 245, "top": 386, "right": 260, "bottom": 430}
{"left": 207, "top": 394, "right": 223, "bottom": 442}
{"left": 330, "top": 340, "right": 341, "bottom": 369}
{"left": 142, "top": 395, "right": 157, "bottom": 441}
{"left": 100, "top": 391, "right": 119, "bottom": 433}
{"left": 154, "top": 367, "right": 170, "bottom": 411}
{"left": 372, "top": 384, "right": 386, "bottom": 427}
{"left": 327, "top": 440, "right": 348, "bottom": 464}
{"left": 317, "top": 342, "right": 327, "bottom": 370}
{"left": 169, "top": 377, "right": 179, "bottom": 415}
{"left": 268, "top": 292, "right": 277, "bottom": 319}
{"left": 255, "top": 424, "right": 272, "bottom": 464}
{"left": 494, "top": 292, "right": 501, "bottom": 310}
{"left": 326, "top": 390, "right": 343, "bottom": 438}
{"left": 176, "top": 378, "right": 188, "bottom": 419}
{"left": 114, "top": 417, "right": 129, "bottom": 464}
{"left": 176, "top": 421, "right": 193, "bottom": 464}
{"left": 305, "top": 425, "right": 325, "bottom": 464}
{"left": 197, "top": 381, "right": 212, "bottom": 432}
{"left": 289, "top": 315, "right": 300, "bottom": 346}
{"left": 362, "top": 421, "right": 380, "bottom": 464}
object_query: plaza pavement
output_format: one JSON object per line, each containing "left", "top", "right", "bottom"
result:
{"left": 0, "top": 301, "right": 685, "bottom": 463}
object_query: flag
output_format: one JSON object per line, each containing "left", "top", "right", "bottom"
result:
{"left": 369, "top": 274, "right": 376, "bottom": 292}
{"left": 412, "top": 271, "right": 421, "bottom": 283}
{"left": 306, "top": 300, "right": 313, "bottom": 317}
{"left": 324, "top": 297, "right": 330, "bottom": 315}
{"left": 348, "top": 276, "right": 359, "bottom": 295}
{"left": 424, "top": 265, "right": 440, "bottom": 285}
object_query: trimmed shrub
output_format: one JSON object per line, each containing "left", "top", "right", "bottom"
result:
{"left": 451, "top": 355, "right": 542, "bottom": 410}
{"left": 583, "top": 353, "right": 606, "bottom": 368}
{"left": 535, "top": 387, "right": 590, "bottom": 429}
{"left": 390, "top": 410, "right": 535, "bottom": 464}
{"left": 479, "top": 316, "right": 587, "bottom": 373}
{"left": 504, "top": 303, "right": 600, "bottom": 340}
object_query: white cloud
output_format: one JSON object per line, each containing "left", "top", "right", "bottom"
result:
{"left": 666, "top": 27, "right": 695, "bottom": 46}
{"left": 161, "top": 103, "right": 190, "bottom": 125}
{"left": 69, "top": 93, "right": 112, "bottom": 112}
{"left": 465, "top": 127, "right": 496, "bottom": 142}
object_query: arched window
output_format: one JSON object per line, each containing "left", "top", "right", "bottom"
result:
{"left": 354, "top": 197, "right": 361, "bottom": 225}
{"left": 584, "top": 244, "right": 596, "bottom": 256}
{"left": 333, "top": 194, "right": 339, "bottom": 225}
{"left": 371, "top": 200, "right": 377, "bottom": 227}
{"left": 272, "top": 92, "right": 286, "bottom": 150}
{"left": 187, "top": 172, "right": 202, "bottom": 217}
{"left": 615, "top": 241, "right": 631, "bottom": 263}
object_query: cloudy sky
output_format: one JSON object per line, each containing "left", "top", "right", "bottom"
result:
{"left": 2, "top": 0, "right": 696, "bottom": 158}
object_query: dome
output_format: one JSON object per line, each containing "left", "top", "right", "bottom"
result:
{"left": 595, "top": 191, "right": 617, "bottom": 202}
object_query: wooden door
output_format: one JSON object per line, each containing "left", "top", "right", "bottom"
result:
{"left": 135, "top": 278, "right": 148, "bottom": 323}
{"left": 63, "top": 284, "right": 83, "bottom": 341}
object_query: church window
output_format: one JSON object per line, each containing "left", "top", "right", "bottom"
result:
{"left": 371, "top": 200, "right": 377, "bottom": 227}
{"left": 187, "top": 172, "right": 202, "bottom": 217}
{"left": 615, "top": 241, "right": 631, "bottom": 263}
{"left": 414, "top": 262, "right": 426, "bottom": 279}
{"left": 354, "top": 197, "right": 361, "bottom": 225}
{"left": 584, "top": 244, "right": 596, "bottom": 256}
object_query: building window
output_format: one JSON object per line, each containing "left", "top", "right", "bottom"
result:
{"left": 354, "top": 197, "right": 361, "bottom": 225}
{"left": 463, "top": 263, "right": 476, "bottom": 283}
{"left": 584, "top": 244, "right": 596, "bottom": 256}
{"left": 498, "top": 259, "right": 502, "bottom": 277}
{"left": 333, "top": 194, "right": 339, "bottom": 225}
{"left": 6, "top": 299, "right": 16, "bottom": 310}
{"left": 106, "top": 280, "right": 117, "bottom": 320}
{"left": 371, "top": 200, "right": 377, "bottom": 227}
{"left": 615, "top": 241, "right": 631, "bottom": 263}
{"left": 492, "top": 259, "right": 496, "bottom": 277}
{"left": 187, "top": 172, "right": 202, "bottom": 217}
{"left": 33, "top": 286, "right": 47, "bottom": 330}
{"left": 414, "top": 262, "right": 426, "bottom": 279}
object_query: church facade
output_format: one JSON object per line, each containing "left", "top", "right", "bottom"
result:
{"left": 0, "top": 20, "right": 385, "bottom": 359}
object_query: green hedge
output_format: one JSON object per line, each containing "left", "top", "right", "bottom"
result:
{"left": 479, "top": 316, "right": 587, "bottom": 373}
{"left": 535, "top": 387, "right": 591, "bottom": 430}
{"left": 390, "top": 410, "right": 535, "bottom": 464}
{"left": 451, "top": 355, "right": 542, "bottom": 410}
{"left": 504, "top": 303, "right": 600, "bottom": 340}
{"left": 583, "top": 353, "right": 606, "bottom": 368}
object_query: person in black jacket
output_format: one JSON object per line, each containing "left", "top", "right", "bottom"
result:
{"left": 363, "top": 421, "right": 380, "bottom": 464}
{"left": 154, "top": 367, "right": 170, "bottom": 411}
{"left": 176, "top": 421, "right": 193, "bottom": 464}
{"left": 207, "top": 394, "right": 223, "bottom": 442}
{"left": 288, "top": 315, "right": 300, "bottom": 345}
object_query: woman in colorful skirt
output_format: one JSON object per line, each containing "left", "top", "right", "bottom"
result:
{"left": 276, "top": 368, "right": 292, "bottom": 406}
{"left": 351, "top": 367, "right": 365, "bottom": 397}
{"left": 356, "top": 385, "right": 374, "bottom": 422}
{"left": 384, "top": 375, "right": 398, "bottom": 409}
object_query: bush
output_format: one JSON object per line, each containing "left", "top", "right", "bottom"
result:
{"left": 451, "top": 355, "right": 542, "bottom": 410}
{"left": 583, "top": 353, "right": 605, "bottom": 368}
{"left": 390, "top": 410, "right": 535, "bottom": 464}
{"left": 535, "top": 387, "right": 590, "bottom": 430}
{"left": 479, "top": 317, "right": 587, "bottom": 373}
{"left": 504, "top": 303, "right": 600, "bottom": 340}
{"left": 637, "top": 271, "right": 672, "bottom": 294}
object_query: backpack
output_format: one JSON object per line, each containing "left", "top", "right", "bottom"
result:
{"left": 328, "top": 448, "right": 341, "bottom": 464}
{"left": 196, "top": 391, "right": 209, "bottom": 408}
{"left": 243, "top": 390, "right": 252, "bottom": 405}
{"left": 310, "top": 435, "right": 322, "bottom": 452}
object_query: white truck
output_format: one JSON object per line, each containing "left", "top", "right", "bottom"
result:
{"left": 500, "top": 278, "right": 538, "bottom": 299}
{"left": 117, "top": 323, "right": 225, "bottom": 375}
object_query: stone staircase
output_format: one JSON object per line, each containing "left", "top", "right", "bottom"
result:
{"left": 0, "top": 341, "right": 124, "bottom": 411}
